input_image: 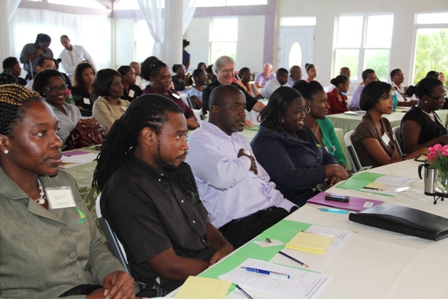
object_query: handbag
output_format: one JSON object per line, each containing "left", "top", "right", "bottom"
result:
{"left": 65, "top": 124, "right": 108, "bottom": 150}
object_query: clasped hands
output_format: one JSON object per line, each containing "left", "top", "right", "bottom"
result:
{"left": 86, "top": 271, "right": 145, "bottom": 299}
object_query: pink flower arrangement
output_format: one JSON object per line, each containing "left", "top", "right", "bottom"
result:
{"left": 427, "top": 144, "right": 448, "bottom": 177}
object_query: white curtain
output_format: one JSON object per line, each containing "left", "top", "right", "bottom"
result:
{"left": 136, "top": 0, "right": 196, "bottom": 58}
{"left": 10, "top": 8, "right": 112, "bottom": 75}
{"left": 0, "top": 0, "right": 21, "bottom": 62}
{"left": 136, "top": 0, "right": 165, "bottom": 58}
{"left": 182, "top": 0, "right": 196, "bottom": 35}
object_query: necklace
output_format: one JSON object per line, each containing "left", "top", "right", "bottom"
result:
{"left": 35, "top": 179, "right": 46, "bottom": 205}
{"left": 420, "top": 107, "right": 433, "bottom": 116}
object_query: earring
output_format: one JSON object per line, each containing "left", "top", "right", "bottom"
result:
{"left": 305, "top": 106, "right": 311, "bottom": 113}
{"left": 3, "top": 150, "right": 9, "bottom": 154}
{"left": 280, "top": 118, "right": 284, "bottom": 123}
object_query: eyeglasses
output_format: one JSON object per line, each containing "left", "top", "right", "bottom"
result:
{"left": 218, "top": 68, "right": 235, "bottom": 74}
{"left": 430, "top": 94, "right": 447, "bottom": 101}
{"left": 44, "top": 85, "right": 67, "bottom": 92}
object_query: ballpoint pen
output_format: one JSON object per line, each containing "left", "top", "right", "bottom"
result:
{"left": 278, "top": 250, "right": 310, "bottom": 268}
{"left": 235, "top": 284, "right": 254, "bottom": 299}
{"left": 240, "top": 266, "right": 290, "bottom": 279}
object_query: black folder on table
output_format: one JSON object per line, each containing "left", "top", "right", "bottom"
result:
{"left": 349, "top": 204, "right": 448, "bottom": 241}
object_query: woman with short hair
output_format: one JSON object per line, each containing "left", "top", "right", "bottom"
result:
{"left": 296, "top": 80, "right": 347, "bottom": 167}
{"left": 33, "top": 69, "right": 97, "bottom": 147}
{"left": 352, "top": 81, "right": 426, "bottom": 167}
{"left": 251, "top": 87, "right": 347, "bottom": 206}
{"left": 92, "top": 68, "right": 130, "bottom": 129}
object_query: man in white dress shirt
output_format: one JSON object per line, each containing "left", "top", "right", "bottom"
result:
{"left": 187, "top": 85, "right": 297, "bottom": 248}
{"left": 59, "top": 35, "right": 95, "bottom": 79}
{"left": 263, "top": 68, "right": 290, "bottom": 98}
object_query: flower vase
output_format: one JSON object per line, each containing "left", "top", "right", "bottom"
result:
{"left": 435, "top": 170, "right": 448, "bottom": 196}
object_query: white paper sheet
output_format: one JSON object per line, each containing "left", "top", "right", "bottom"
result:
{"left": 218, "top": 258, "right": 332, "bottom": 299}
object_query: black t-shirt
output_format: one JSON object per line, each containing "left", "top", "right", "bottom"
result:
{"left": 71, "top": 86, "right": 98, "bottom": 116}
{"left": 202, "top": 80, "right": 258, "bottom": 114}
{"left": 401, "top": 106, "right": 447, "bottom": 146}
{"left": 101, "top": 153, "right": 213, "bottom": 288}
{"left": 122, "top": 84, "right": 143, "bottom": 102}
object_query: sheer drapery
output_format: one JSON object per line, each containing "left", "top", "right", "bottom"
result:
{"left": 136, "top": 0, "right": 196, "bottom": 59}
{"left": 182, "top": 0, "right": 196, "bottom": 35}
{"left": 0, "top": 0, "right": 21, "bottom": 62}
{"left": 136, "top": 0, "right": 164, "bottom": 59}
{"left": 10, "top": 8, "right": 112, "bottom": 75}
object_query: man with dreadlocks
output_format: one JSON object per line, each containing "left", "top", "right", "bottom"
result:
{"left": 93, "top": 95, "right": 233, "bottom": 293}
{"left": 187, "top": 85, "right": 298, "bottom": 249}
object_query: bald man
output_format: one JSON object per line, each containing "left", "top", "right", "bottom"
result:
{"left": 130, "top": 61, "right": 143, "bottom": 89}
{"left": 254, "top": 63, "right": 276, "bottom": 88}
{"left": 187, "top": 85, "right": 297, "bottom": 248}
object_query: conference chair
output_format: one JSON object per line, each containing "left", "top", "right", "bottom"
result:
{"left": 344, "top": 130, "right": 363, "bottom": 172}
{"left": 95, "top": 194, "right": 166, "bottom": 297}
{"left": 392, "top": 126, "right": 404, "bottom": 157}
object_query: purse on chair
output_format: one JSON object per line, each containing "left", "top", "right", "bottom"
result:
{"left": 65, "top": 125, "right": 108, "bottom": 150}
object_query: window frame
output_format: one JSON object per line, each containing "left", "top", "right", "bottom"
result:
{"left": 333, "top": 13, "right": 394, "bottom": 82}
{"left": 209, "top": 17, "right": 238, "bottom": 64}
{"left": 411, "top": 12, "right": 448, "bottom": 84}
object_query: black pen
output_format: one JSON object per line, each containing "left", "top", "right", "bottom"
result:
{"left": 236, "top": 284, "right": 254, "bottom": 299}
{"left": 279, "top": 250, "right": 310, "bottom": 268}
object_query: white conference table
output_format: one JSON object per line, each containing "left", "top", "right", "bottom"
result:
{"left": 291, "top": 159, "right": 448, "bottom": 299}
{"left": 169, "top": 159, "right": 448, "bottom": 299}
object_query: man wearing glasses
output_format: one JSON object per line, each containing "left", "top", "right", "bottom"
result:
{"left": 202, "top": 56, "right": 265, "bottom": 122}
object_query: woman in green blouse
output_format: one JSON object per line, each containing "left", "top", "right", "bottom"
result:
{"left": 294, "top": 80, "right": 347, "bottom": 167}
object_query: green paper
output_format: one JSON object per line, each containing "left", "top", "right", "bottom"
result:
{"left": 336, "top": 172, "right": 384, "bottom": 190}
{"left": 199, "top": 220, "right": 312, "bottom": 280}
{"left": 244, "top": 125, "right": 260, "bottom": 131}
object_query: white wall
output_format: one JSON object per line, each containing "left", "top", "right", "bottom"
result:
{"left": 276, "top": 0, "right": 448, "bottom": 86}
{"left": 185, "top": 15, "right": 265, "bottom": 73}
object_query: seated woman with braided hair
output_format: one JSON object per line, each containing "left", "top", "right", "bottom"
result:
{"left": 93, "top": 95, "right": 233, "bottom": 293}
{"left": 141, "top": 56, "right": 199, "bottom": 130}
{"left": 0, "top": 84, "right": 137, "bottom": 299}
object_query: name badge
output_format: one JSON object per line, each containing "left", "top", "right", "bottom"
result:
{"left": 128, "top": 89, "right": 135, "bottom": 98}
{"left": 382, "top": 133, "right": 390, "bottom": 145}
{"left": 83, "top": 97, "right": 90, "bottom": 105}
{"left": 45, "top": 186, "right": 76, "bottom": 209}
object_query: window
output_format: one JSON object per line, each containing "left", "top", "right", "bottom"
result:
{"left": 334, "top": 15, "right": 394, "bottom": 81}
{"left": 135, "top": 20, "right": 155, "bottom": 63}
{"left": 412, "top": 13, "right": 448, "bottom": 84}
{"left": 210, "top": 18, "right": 238, "bottom": 64}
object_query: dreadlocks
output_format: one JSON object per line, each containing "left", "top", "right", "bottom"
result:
{"left": 92, "top": 94, "right": 198, "bottom": 197}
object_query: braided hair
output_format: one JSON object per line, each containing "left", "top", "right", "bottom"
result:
{"left": 93, "top": 95, "right": 198, "bottom": 197}
{"left": 0, "top": 84, "right": 41, "bottom": 136}
{"left": 141, "top": 56, "right": 167, "bottom": 81}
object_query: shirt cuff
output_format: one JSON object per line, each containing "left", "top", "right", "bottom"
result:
{"left": 239, "top": 155, "right": 252, "bottom": 171}
{"left": 278, "top": 199, "right": 297, "bottom": 213}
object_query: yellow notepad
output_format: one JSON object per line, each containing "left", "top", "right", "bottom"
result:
{"left": 175, "top": 276, "right": 231, "bottom": 299}
{"left": 285, "top": 231, "right": 334, "bottom": 254}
